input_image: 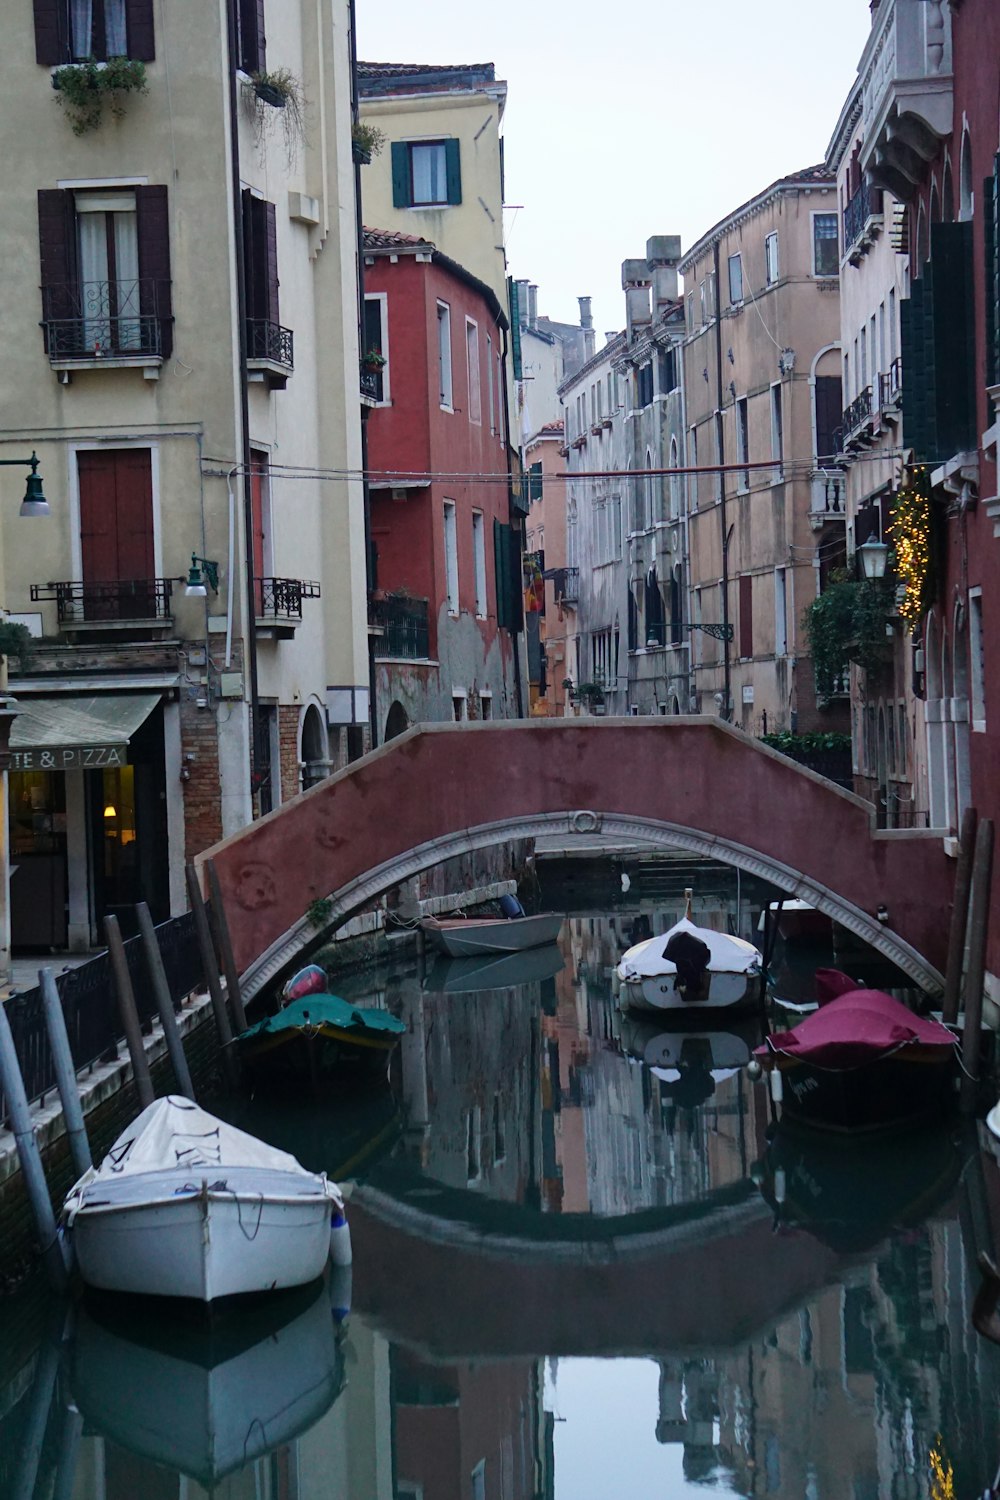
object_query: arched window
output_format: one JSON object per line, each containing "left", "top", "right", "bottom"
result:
{"left": 929, "top": 180, "right": 940, "bottom": 225}
{"left": 384, "top": 701, "right": 409, "bottom": 741}
{"left": 915, "top": 201, "right": 929, "bottom": 272}
{"left": 300, "top": 703, "right": 329, "bottom": 789}
{"left": 959, "top": 129, "right": 974, "bottom": 221}
{"left": 644, "top": 565, "right": 664, "bottom": 647}
{"left": 669, "top": 437, "right": 681, "bottom": 519}
{"left": 645, "top": 448, "right": 655, "bottom": 527}
{"left": 942, "top": 158, "right": 954, "bottom": 221}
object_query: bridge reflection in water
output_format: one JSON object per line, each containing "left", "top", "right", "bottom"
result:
{"left": 3, "top": 896, "right": 1000, "bottom": 1500}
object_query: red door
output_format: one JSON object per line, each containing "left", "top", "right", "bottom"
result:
{"left": 79, "top": 449, "right": 154, "bottom": 618}
{"left": 250, "top": 450, "right": 268, "bottom": 616}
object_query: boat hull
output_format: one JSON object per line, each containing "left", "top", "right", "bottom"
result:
{"left": 621, "top": 968, "right": 758, "bottom": 1015}
{"left": 71, "top": 1170, "right": 336, "bottom": 1301}
{"left": 240, "top": 1024, "right": 399, "bottom": 1084}
{"left": 776, "top": 1055, "right": 957, "bottom": 1134}
{"left": 421, "top": 912, "right": 562, "bottom": 958}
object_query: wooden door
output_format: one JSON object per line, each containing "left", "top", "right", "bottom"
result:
{"left": 250, "top": 450, "right": 268, "bottom": 616}
{"left": 79, "top": 448, "right": 154, "bottom": 617}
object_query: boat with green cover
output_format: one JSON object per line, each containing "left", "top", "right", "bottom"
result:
{"left": 238, "top": 994, "right": 407, "bottom": 1085}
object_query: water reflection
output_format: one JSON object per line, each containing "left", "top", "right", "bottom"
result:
{"left": 4, "top": 888, "right": 1000, "bottom": 1499}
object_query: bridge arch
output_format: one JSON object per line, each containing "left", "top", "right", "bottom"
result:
{"left": 199, "top": 719, "right": 952, "bottom": 1001}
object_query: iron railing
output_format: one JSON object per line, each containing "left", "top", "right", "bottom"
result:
{"left": 360, "top": 365, "right": 382, "bottom": 402}
{"left": 842, "top": 385, "right": 873, "bottom": 441}
{"left": 370, "top": 595, "right": 430, "bottom": 659}
{"left": 544, "top": 566, "right": 579, "bottom": 604}
{"left": 246, "top": 319, "right": 294, "bottom": 368}
{"left": 254, "top": 577, "right": 321, "bottom": 621}
{"left": 31, "top": 577, "right": 176, "bottom": 623}
{"left": 41, "top": 278, "right": 168, "bottom": 359}
{"left": 879, "top": 358, "right": 902, "bottom": 410}
{"left": 843, "top": 182, "right": 883, "bottom": 252}
{"left": 0, "top": 909, "right": 203, "bottom": 1122}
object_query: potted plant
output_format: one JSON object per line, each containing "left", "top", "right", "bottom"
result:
{"left": 362, "top": 348, "right": 387, "bottom": 371}
{"left": 352, "top": 120, "right": 386, "bottom": 165}
{"left": 52, "top": 57, "right": 147, "bottom": 135}
{"left": 574, "top": 681, "right": 606, "bottom": 714}
{"left": 243, "top": 69, "right": 305, "bottom": 167}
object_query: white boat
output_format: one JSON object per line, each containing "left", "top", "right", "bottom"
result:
{"left": 616, "top": 896, "right": 762, "bottom": 1015}
{"left": 420, "top": 911, "right": 562, "bottom": 957}
{"left": 62, "top": 1096, "right": 349, "bottom": 1302}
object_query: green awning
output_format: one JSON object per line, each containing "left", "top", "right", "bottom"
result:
{"left": 9, "top": 693, "right": 161, "bottom": 771}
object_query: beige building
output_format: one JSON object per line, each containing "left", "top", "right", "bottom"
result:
{"left": 679, "top": 169, "right": 847, "bottom": 736}
{"left": 0, "top": 0, "right": 367, "bottom": 955}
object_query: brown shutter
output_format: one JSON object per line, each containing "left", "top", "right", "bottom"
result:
{"left": 80, "top": 449, "right": 154, "bottom": 618}
{"left": 37, "top": 189, "right": 78, "bottom": 351}
{"left": 135, "top": 185, "right": 172, "bottom": 358}
{"left": 114, "top": 450, "right": 155, "bottom": 580}
{"left": 80, "top": 451, "right": 121, "bottom": 585}
{"left": 263, "top": 201, "right": 279, "bottom": 324}
{"left": 739, "top": 574, "right": 753, "bottom": 660}
{"left": 124, "top": 0, "right": 155, "bottom": 60}
{"left": 33, "top": 0, "right": 66, "bottom": 64}
{"left": 254, "top": 0, "right": 266, "bottom": 70}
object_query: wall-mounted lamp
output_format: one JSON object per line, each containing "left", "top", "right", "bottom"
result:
{"left": 857, "top": 536, "right": 889, "bottom": 581}
{"left": 0, "top": 451, "right": 49, "bottom": 517}
{"left": 185, "top": 555, "right": 220, "bottom": 597}
{"left": 103, "top": 803, "right": 117, "bottom": 819}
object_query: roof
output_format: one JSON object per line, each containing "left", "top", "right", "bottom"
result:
{"left": 363, "top": 228, "right": 508, "bottom": 331}
{"left": 363, "top": 228, "right": 432, "bottom": 251}
{"left": 358, "top": 61, "right": 504, "bottom": 100}
{"left": 678, "top": 165, "right": 837, "bottom": 273}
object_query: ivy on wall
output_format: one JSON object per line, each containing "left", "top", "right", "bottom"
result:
{"left": 802, "top": 570, "right": 895, "bottom": 696}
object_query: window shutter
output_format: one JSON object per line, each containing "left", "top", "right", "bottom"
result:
{"left": 135, "top": 185, "right": 173, "bottom": 359}
{"left": 445, "top": 139, "right": 462, "bottom": 205}
{"left": 263, "top": 200, "right": 279, "bottom": 324}
{"left": 33, "top": 0, "right": 66, "bottom": 64}
{"left": 738, "top": 574, "right": 753, "bottom": 659}
{"left": 37, "top": 189, "right": 78, "bottom": 351}
{"left": 929, "top": 221, "right": 975, "bottom": 458}
{"left": 242, "top": 187, "right": 257, "bottom": 317}
{"left": 507, "top": 277, "right": 522, "bottom": 379}
{"left": 391, "top": 142, "right": 410, "bottom": 208}
{"left": 255, "top": 0, "right": 266, "bottom": 70}
{"left": 124, "top": 0, "right": 155, "bottom": 60}
{"left": 985, "top": 161, "right": 999, "bottom": 388}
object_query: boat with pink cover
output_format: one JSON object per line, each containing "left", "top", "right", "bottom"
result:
{"left": 754, "top": 972, "right": 958, "bottom": 1132}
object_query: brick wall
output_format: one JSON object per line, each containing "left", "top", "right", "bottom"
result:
{"left": 278, "top": 704, "right": 301, "bottom": 803}
{"left": 181, "top": 697, "right": 223, "bottom": 853}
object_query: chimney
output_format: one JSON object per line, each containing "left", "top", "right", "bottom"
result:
{"left": 646, "top": 235, "right": 682, "bottom": 309}
{"left": 578, "top": 295, "right": 593, "bottom": 330}
{"left": 622, "top": 258, "right": 652, "bottom": 341}
{"left": 515, "top": 278, "right": 530, "bottom": 332}
{"left": 528, "top": 284, "right": 538, "bottom": 329}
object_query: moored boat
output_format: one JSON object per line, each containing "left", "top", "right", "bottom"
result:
{"left": 753, "top": 982, "right": 958, "bottom": 1133}
{"left": 422, "top": 943, "right": 565, "bottom": 994}
{"left": 62, "top": 1096, "right": 349, "bottom": 1302}
{"left": 238, "top": 992, "right": 406, "bottom": 1083}
{"left": 615, "top": 892, "right": 762, "bottom": 1015}
{"left": 420, "top": 910, "right": 562, "bottom": 958}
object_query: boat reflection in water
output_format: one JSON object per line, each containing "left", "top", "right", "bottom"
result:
{"left": 422, "top": 942, "right": 564, "bottom": 994}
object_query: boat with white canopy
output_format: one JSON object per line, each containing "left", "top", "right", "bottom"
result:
{"left": 615, "top": 890, "right": 762, "bottom": 1014}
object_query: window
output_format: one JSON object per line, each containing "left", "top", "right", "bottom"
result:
{"left": 237, "top": 0, "right": 265, "bottom": 73}
{"left": 774, "top": 567, "right": 788, "bottom": 656}
{"left": 38, "top": 185, "right": 172, "bottom": 360}
{"left": 715, "top": 411, "right": 725, "bottom": 502}
{"left": 736, "top": 397, "right": 750, "bottom": 490}
{"left": 765, "top": 231, "right": 779, "bottom": 286}
{"left": 636, "top": 364, "right": 654, "bottom": 407}
{"left": 669, "top": 437, "right": 681, "bottom": 519}
{"left": 242, "top": 190, "right": 289, "bottom": 367}
{"left": 486, "top": 333, "right": 495, "bottom": 433}
{"left": 391, "top": 140, "right": 461, "bottom": 208}
{"left": 739, "top": 574, "right": 753, "bottom": 659}
{"left": 860, "top": 324, "right": 867, "bottom": 388}
{"left": 770, "top": 383, "right": 784, "bottom": 478}
{"left": 33, "top": 0, "right": 155, "bottom": 63}
{"left": 249, "top": 449, "right": 272, "bottom": 616}
{"left": 453, "top": 692, "right": 468, "bottom": 722}
{"left": 496, "top": 350, "right": 504, "bottom": 442}
{"left": 728, "top": 252, "right": 743, "bottom": 305}
{"left": 437, "top": 302, "right": 453, "bottom": 408}
{"left": 687, "top": 291, "right": 695, "bottom": 331}
{"left": 77, "top": 448, "right": 155, "bottom": 620}
{"left": 465, "top": 318, "right": 481, "bottom": 423}
{"left": 813, "top": 213, "right": 839, "bottom": 277}
{"left": 471, "top": 1461, "right": 486, "bottom": 1500}
{"left": 363, "top": 293, "right": 388, "bottom": 403}
{"left": 689, "top": 425, "right": 698, "bottom": 508}
{"left": 480, "top": 693, "right": 493, "bottom": 721}
{"left": 443, "top": 500, "right": 459, "bottom": 613}
{"left": 970, "top": 588, "right": 986, "bottom": 728}
{"left": 472, "top": 510, "right": 487, "bottom": 617}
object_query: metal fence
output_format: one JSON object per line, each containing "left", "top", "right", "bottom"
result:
{"left": 1, "top": 909, "right": 204, "bottom": 1124}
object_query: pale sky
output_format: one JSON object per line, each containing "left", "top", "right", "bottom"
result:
{"left": 357, "top": 0, "right": 873, "bottom": 336}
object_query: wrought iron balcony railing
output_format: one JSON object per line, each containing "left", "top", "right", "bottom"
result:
{"left": 879, "top": 358, "right": 902, "bottom": 411}
{"left": 842, "top": 385, "right": 873, "bottom": 442}
{"left": 31, "top": 578, "right": 176, "bottom": 623}
{"left": 254, "top": 577, "right": 320, "bottom": 621}
{"left": 843, "top": 182, "right": 884, "bottom": 256}
{"left": 246, "top": 319, "right": 294, "bottom": 369}
{"left": 544, "top": 566, "right": 579, "bottom": 604}
{"left": 40, "top": 279, "right": 167, "bottom": 360}
{"left": 369, "top": 595, "right": 430, "bottom": 660}
{"left": 360, "top": 365, "right": 382, "bottom": 402}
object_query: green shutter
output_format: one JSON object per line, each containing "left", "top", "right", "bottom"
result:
{"left": 529, "top": 462, "right": 543, "bottom": 502}
{"left": 391, "top": 142, "right": 410, "bottom": 208}
{"left": 987, "top": 155, "right": 1000, "bottom": 388}
{"left": 494, "top": 518, "right": 510, "bottom": 629}
{"left": 508, "top": 276, "right": 522, "bottom": 380}
{"left": 445, "top": 139, "right": 462, "bottom": 205}
{"left": 930, "top": 221, "right": 975, "bottom": 458}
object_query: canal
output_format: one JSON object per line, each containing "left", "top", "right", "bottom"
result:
{"left": 2, "top": 856, "right": 1000, "bottom": 1498}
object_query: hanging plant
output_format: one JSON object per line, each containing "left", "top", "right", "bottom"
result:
{"left": 802, "top": 569, "right": 894, "bottom": 696}
{"left": 0, "top": 621, "right": 33, "bottom": 669}
{"left": 887, "top": 468, "right": 933, "bottom": 632}
{"left": 242, "top": 69, "right": 306, "bottom": 169}
{"left": 52, "top": 58, "right": 148, "bottom": 135}
{"left": 352, "top": 120, "right": 386, "bottom": 165}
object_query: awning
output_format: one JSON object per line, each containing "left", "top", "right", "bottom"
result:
{"left": 9, "top": 693, "right": 161, "bottom": 771}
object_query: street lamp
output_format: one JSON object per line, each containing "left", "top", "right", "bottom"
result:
{"left": 185, "top": 555, "right": 220, "bottom": 597}
{"left": 857, "top": 536, "right": 889, "bottom": 582}
{"left": 0, "top": 452, "right": 49, "bottom": 517}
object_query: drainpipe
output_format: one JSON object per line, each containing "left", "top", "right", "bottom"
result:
{"left": 225, "top": 0, "right": 263, "bottom": 801}
{"left": 349, "top": 0, "right": 379, "bottom": 749}
{"left": 499, "top": 320, "right": 526, "bottom": 717}
{"left": 713, "top": 239, "right": 732, "bottom": 721}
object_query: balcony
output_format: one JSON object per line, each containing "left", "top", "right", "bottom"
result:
{"left": 878, "top": 358, "right": 902, "bottom": 420}
{"left": 254, "top": 577, "right": 320, "bottom": 640}
{"left": 843, "top": 181, "right": 884, "bottom": 263}
{"left": 30, "top": 578, "right": 176, "bottom": 634}
{"left": 842, "top": 386, "right": 874, "bottom": 450}
{"left": 544, "top": 566, "right": 579, "bottom": 605}
{"left": 809, "top": 473, "right": 846, "bottom": 531}
{"left": 369, "top": 595, "right": 431, "bottom": 660}
{"left": 246, "top": 319, "right": 294, "bottom": 389}
{"left": 41, "top": 279, "right": 167, "bottom": 376}
{"left": 859, "top": 0, "right": 953, "bottom": 200}
{"left": 360, "top": 365, "right": 382, "bottom": 404}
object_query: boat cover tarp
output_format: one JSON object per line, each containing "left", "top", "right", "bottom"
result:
{"left": 619, "top": 917, "right": 761, "bottom": 979}
{"left": 240, "top": 994, "right": 406, "bottom": 1042}
{"left": 756, "top": 989, "right": 956, "bottom": 1069}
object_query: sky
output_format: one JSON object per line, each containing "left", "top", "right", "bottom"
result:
{"left": 357, "top": 0, "right": 874, "bottom": 337}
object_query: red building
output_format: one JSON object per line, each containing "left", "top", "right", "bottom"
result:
{"left": 862, "top": 0, "right": 1000, "bottom": 995}
{"left": 362, "top": 229, "right": 522, "bottom": 738}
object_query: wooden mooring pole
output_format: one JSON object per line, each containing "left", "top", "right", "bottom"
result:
{"left": 943, "top": 805, "right": 978, "bottom": 1024}
{"left": 0, "top": 999, "right": 67, "bottom": 1291}
{"left": 38, "top": 967, "right": 91, "bottom": 1181}
{"left": 104, "top": 914, "right": 155, "bottom": 1110}
{"left": 186, "top": 863, "right": 239, "bottom": 1086}
{"left": 205, "top": 858, "right": 248, "bottom": 1033}
{"left": 136, "top": 901, "right": 195, "bottom": 1100}
{"left": 960, "top": 818, "right": 995, "bottom": 1115}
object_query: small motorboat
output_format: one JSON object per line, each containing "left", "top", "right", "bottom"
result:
{"left": 753, "top": 979, "right": 958, "bottom": 1133}
{"left": 420, "top": 908, "right": 562, "bottom": 958}
{"left": 238, "top": 992, "right": 406, "bottom": 1083}
{"left": 422, "top": 943, "right": 565, "bottom": 994}
{"left": 62, "top": 1096, "right": 350, "bottom": 1302}
{"left": 615, "top": 891, "right": 762, "bottom": 1014}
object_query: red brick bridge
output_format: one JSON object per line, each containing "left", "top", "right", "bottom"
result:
{"left": 198, "top": 719, "right": 954, "bottom": 1001}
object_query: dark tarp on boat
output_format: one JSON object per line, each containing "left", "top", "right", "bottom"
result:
{"left": 239, "top": 995, "right": 407, "bottom": 1044}
{"left": 756, "top": 988, "right": 955, "bottom": 1070}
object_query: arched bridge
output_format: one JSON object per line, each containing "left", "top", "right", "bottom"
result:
{"left": 198, "top": 719, "right": 954, "bottom": 999}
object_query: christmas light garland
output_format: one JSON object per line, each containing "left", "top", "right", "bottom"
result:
{"left": 888, "top": 468, "right": 932, "bottom": 631}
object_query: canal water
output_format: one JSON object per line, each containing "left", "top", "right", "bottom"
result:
{"left": 3, "top": 860, "right": 1000, "bottom": 1498}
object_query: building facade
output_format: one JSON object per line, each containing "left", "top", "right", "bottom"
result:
{"left": 679, "top": 170, "right": 846, "bottom": 736}
{"left": 0, "top": 0, "right": 367, "bottom": 953}
{"left": 523, "top": 421, "right": 573, "bottom": 717}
